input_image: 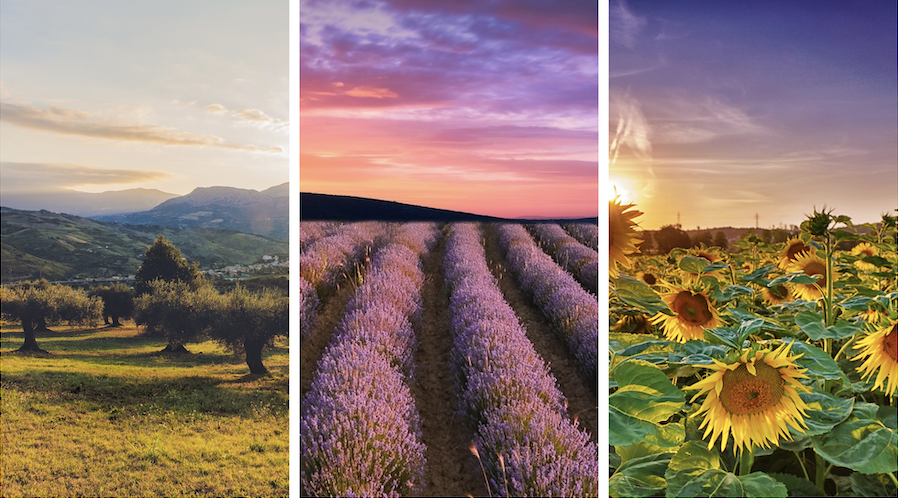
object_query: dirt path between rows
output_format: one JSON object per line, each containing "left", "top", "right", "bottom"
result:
{"left": 299, "top": 278, "right": 359, "bottom": 399}
{"left": 481, "top": 223, "right": 598, "bottom": 444}
{"left": 410, "top": 227, "right": 490, "bottom": 497}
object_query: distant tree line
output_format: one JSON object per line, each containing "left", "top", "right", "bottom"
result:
{"left": 1, "top": 234, "right": 287, "bottom": 375}
{"left": 637, "top": 225, "right": 798, "bottom": 254}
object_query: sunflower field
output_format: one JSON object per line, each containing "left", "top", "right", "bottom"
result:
{"left": 609, "top": 202, "right": 898, "bottom": 498}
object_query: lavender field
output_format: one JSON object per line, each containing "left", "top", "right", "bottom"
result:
{"left": 299, "top": 221, "right": 599, "bottom": 497}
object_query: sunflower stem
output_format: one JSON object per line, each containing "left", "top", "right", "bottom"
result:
{"left": 824, "top": 234, "right": 835, "bottom": 328}
{"left": 815, "top": 453, "right": 828, "bottom": 494}
{"left": 888, "top": 472, "right": 897, "bottom": 489}
{"left": 738, "top": 447, "right": 754, "bottom": 477}
{"left": 832, "top": 336, "right": 857, "bottom": 363}
{"left": 793, "top": 451, "right": 810, "bottom": 481}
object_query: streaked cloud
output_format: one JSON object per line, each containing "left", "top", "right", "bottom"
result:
{"left": 1, "top": 101, "right": 282, "bottom": 152}
{"left": 0, "top": 161, "right": 170, "bottom": 192}
{"left": 205, "top": 103, "right": 228, "bottom": 113}
{"left": 300, "top": 0, "right": 598, "bottom": 217}
{"left": 610, "top": 0, "right": 646, "bottom": 49}
{"left": 205, "top": 102, "right": 288, "bottom": 129}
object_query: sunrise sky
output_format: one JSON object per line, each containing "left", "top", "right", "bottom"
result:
{"left": 299, "top": 0, "right": 599, "bottom": 219}
{"left": 0, "top": 1, "right": 288, "bottom": 199}
{"left": 610, "top": 0, "right": 897, "bottom": 230}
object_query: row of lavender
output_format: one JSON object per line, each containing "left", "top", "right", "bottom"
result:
{"left": 527, "top": 223, "right": 599, "bottom": 296}
{"left": 298, "top": 222, "right": 385, "bottom": 340}
{"left": 497, "top": 224, "right": 598, "bottom": 384}
{"left": 444, "top": 223, "right": 598, "bottom": 497}
{"left": 300, "top": 223, "right": 439, "bottom": 496}
{"left": 562, "top": 223, "right": 599, "bottom": 252}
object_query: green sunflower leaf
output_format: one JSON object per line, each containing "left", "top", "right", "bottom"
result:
{"left": 610, "top": 450, "right": 673, "bottom": 498}
{"left": 768, "top": 272, "right": 822, "bottom": 287}
{"left": 612, "top": 275, "right": 672, "bottom": 315}
{"left": 811, "top": 402, "right": 898, "bottom": 475}
{"left": 740, "top": 264, "right": 777, "bottom": 284}
{"left": 782, "top": 339, "right": 851, "bottom": 384}
{"left": 767, "top": 473, "right": 820, "bottom": 497}
{"left": 850, "top": 472, "right": 898, "bottom": 497}
{"left": 609, "top": 360, "right": 685, "bottom": 448}
{"left": 665, "top": 442, "right": 788, "bottom": 497}
{"left": 679, "top": 256, "right": 714, "bottom": 274}
{"left": 790, "top": 390, "right": 854, "bottom": 437}
{"left": 794, "top": 311, "right": 862, "bottom": 341}
{"left": 837, "top": 295, "right": 874, "bottom": 311}
{"left": 712, "top": 284, "right": 755, "bottom": 303}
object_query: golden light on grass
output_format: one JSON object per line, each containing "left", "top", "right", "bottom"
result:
{"left": 851, "top": 319, "right": 898, "bottom": 397}
{"left": 651, "top": 283, "right": 723, "bottom": 343}
{"left": 850, "top": 242, "right": 879, "bottom": 272}
{"left": 686, "top": 342, "right": 811, "bottom": 453}
{"left": 786, "top": 251, "right": 827, "bottom": 301}
{"left": 610, "top": 197, "right": 643, "bottom": 279}
{"left": 778, "top": 237, "right": 813, "bottom": 270}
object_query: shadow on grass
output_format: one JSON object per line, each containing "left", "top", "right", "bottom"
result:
{"left": 2, "top": 369, "right": 288, "bottom": 418}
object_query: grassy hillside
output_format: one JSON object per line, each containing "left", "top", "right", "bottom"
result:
{"left": 1, "top": 321, "right": 288, "bottom": 496}
{"left": 1, "top": 208, "right": 288, "bottom": 283}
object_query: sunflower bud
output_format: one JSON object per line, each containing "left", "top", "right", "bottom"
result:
{"left": 882, "top": 212, "right": 897, "bottom": 230}
{"left": 801, "top": 206, "right": 834, "bottom": 237}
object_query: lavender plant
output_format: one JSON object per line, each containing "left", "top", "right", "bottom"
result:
{"left": 443, "top": 223, "right": 598, "bottom": 497}
{"left": 528, "top": 223, "right": 599, "bottom": 295}
{"left": 300, "top": 223, "right": 438, "bottom": 496}
{"left": 562, "top": 223, "right": 599, "bottom": 252}
{"left": 497, "top": 223, "right": 599, "bottom": 384}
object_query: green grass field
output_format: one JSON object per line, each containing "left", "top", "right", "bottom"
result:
{"left": 0, "top": 321, "right": 288, "bottom": 497}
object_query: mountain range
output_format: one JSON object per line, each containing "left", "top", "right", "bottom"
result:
{"left": 0, "top": 188, "right": 179, "bottom": 217}
{"left": 94, "top": 183, "right": 288, "bottom": 240}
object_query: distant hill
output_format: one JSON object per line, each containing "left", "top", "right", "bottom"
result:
{"left": 95, "top": 183, "right": 288, "bottom": 239}
{"left": 0, "top": 207, "right": 288, "bottom": 283}
{"left": 300, "top": 192, "right": 597, "bottom": 223}
{"left": 0, "top": 188, "right": 179, "bottom": 217}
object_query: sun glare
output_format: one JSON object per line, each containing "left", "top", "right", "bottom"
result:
{"left": 609, "top": 176, "right": 635, "bottom": 204}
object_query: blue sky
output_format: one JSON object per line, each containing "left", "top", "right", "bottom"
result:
{"left": 610, "top": 0, "right": 897, "bottom": 229}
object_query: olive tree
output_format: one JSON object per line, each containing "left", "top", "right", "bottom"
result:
{"left": 88, "top": 283, "right": 134, "bottom": 326}
{"left": 134, "top": 280, "right": 220, "bottom": 353}
{"left": 134, "top": 235, "right": 203, "bottom": 296}
{"left": 211, "top": 286, "right": 288, "bottom": 375}
{"left": 1, "top": 281, "right": 103, "bottom": 353}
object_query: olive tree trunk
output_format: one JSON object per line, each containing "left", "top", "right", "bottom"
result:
{"left": 17, "top": 319, "right": 48, "bottom": 353}
{"left": 244, "top": 338, "right": 269, "bottom": 375}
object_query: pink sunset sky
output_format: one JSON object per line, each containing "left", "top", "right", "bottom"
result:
{"left": 299, "top": 0, "right": 598, "bottom": 219}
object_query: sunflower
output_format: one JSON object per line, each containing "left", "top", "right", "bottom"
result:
{"left": 678, "top": 246, "right": 727, "bottom": 283}
{"left": 610, "top": 198, "right": 643, "bottom": 278}
{"left": 651, "top": 283, "right": 723, "bottom": 343}
{"left": 636, "top": 270, "right": 658, "bottom": 286}
{"left": 614, "top": 313, "right": 653, "bottom": 334}
{"left": 850, "top": 242, "right": 879, "bottom": 272}
{"left": 851, "top": 319, "right": 898, "bottom": 397}
{"left": 686, "top": 342, "right": 811, "bottom": 453}
{"left": 760, "top": 283, "right": 793, "bottom": 305}
{"left": 858, "top": 307, "right": 887, "bottom": 324}
{"left": 786, "top": 251, "right": 827, "bottom": 301}
{"left": 778, "top": 238, "right": 813, "bottom": 270}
